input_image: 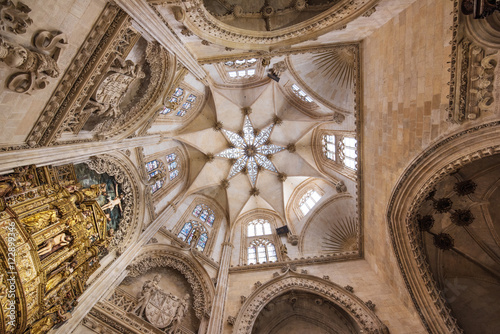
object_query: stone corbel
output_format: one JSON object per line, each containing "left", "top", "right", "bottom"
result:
{"left": 0, "top": 30, "right": 67, "bottom": 94}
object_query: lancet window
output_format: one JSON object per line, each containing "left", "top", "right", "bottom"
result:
{"left": 158, "top": 87, "right": 198, "bottom": 117}
{"left": 145, "top": 159, "right": 166, "bottom": 194}
{"left": 321, "top": 133, "right": 357, "bottom": 171}
{"left": 166, "top": 153, "right": 179, "bottom": 180}
{"left": 247, "top": 238, "right": 277, "bottom": 265}
{"left": 192, "top": 204, "right": 215, "bottom": 227}
{"left": 247, "top": 219, "right": 272, "bottom": 237}
{"left": 299, "top": 189, "right": 322, "bottom": 216}
{"left": 177, "top": 221, "right": 208, "bottom": 252}
{"left": 291, "top": 84, "right": 314, "bottom": 103}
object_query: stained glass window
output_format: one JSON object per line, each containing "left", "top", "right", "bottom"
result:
{"left": 299, "top": 189, "right": 322, "bottom": 216}
{"left": 191, "top": 204, "right": 215, "bottom": 227}
{"left": 177, "top": 221, "right": 208, "bottom": 251}
{"left": 146, "top": 160, "right": 159, "bottom": 172}
{"left": 196, "top": 233, "right": 208, "bottom": 251}
{"left": 174, "top": 87, "right": 184, "bottom": 97}
{"left": 193, "top": 205, "right": 202, "bottom": 217}
{"left": 178, "top": 221, "right": 192, "bottom": 241}
{"left": 159, "top": 106, "right": 171, "bottom": 115}
{"left": 168, "top": 161, "right": 177, "bottom": 171}
{"left": 166, "top": 153, "right": 177, "bottom": 162}
{"left": 170, "top": 170, "right": 179, "bottom": 180}
{"left": 182, "top": 102, "right": 192, "bottom": 110}
{"left": 248, "top": 239, "right": 277, "bottom": 264}
{"left": 151, "top": 180, "right": 163, "bottom": 193}
{"left": 170, "top": 97, "right": 178, "bottom": 103}
{"left": 187, "top": 94, "right": 197, "bottom": 102}
{"left": 176, "top": 110, "right": 186, "bottom": 117}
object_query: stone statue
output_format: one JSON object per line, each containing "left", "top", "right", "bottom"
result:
{"left": 190, "top": 228, "right": 201, "bottom": 249}
{"left": 133, "top": 274, "right": 161, "bottom": 317}
{"left": 37, "top": 232, "right": 72, "bottom": 257}
{"left": 280, "top": 244, "right": 290, "bottom": 261}
{"left": 170, "top": 294, "right": 189, "bottom": 333}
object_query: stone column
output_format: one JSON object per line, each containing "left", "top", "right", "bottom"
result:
{"left": 0, "top": 134, "right": 161, "bottom": 173}
{"left": 206, "top": 241, "right": 233, "bottom": 333}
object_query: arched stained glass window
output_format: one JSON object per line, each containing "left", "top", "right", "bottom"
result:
{"left": 151, "top": 180, "right": 164, "bottom": 193}
{"left": 173, "top": 87, "right": 184, "bottom": 97}
{"left": 178, "top": 221, "right": 193, "bottom": 241}
{"left": 247, "top": 239, "right": 277, "bottom": 264}
{"left": 168, "top": 161, "right": 177, "bottom": 171}
{"left": 192, "top": 204, "right": 215, "bottom": 227}
{"left": 299, "top": 189, "right": 322, "bottom": 216}
{"left": 247, "top": 219, "right": 272, "bottom": 237}
{"left": 196, "top": 233, "right": 208, "bottom": 251}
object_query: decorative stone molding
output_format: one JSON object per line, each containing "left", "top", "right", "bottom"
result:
{"left": 125, "top": 249, "right": 213, "bottom": 319}
{"left": 0, "top": 0, "right": 32, "bottom": 34}
{"left": 387, "top": 121, "right": 500, "bottom": 334}
{"left": 0, "top": 30, "right": 67, "bottom": 94}
{"left": 227, "top": 315, "right": 236, "bottom": 326}
{"left": 181, "top": 0, "right": 378, "bottom": 50}
{"left": 233, "top": 270, "right": 388, "bottom": 334}
{"left": 85, "top": 154, "right": 140, "bottom": 250}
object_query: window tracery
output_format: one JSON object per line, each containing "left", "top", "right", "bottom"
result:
{"left": 158, "top": 86, "right": 199, "bottom": 118}
{"left": 291, "top": 83, "right": 314, "bottom": 103}
{"left": 299, "top": 189, "right": 322, "bottom": 216}
{"left": 192, "top": 204, "right": 215, "bottom": 227}
{"left": 321, "top": 133, "right": 357, "bottom": 171}
{"left": 145, "top": 159, "right": 166, "bottom": 194}
{"left": 247, "top": 218, "right": 272, "bottom": 237}
{"left": 247, "top": 238, "right": 277, "bottom": 265}
{"left": 177, "top": 221, "right": 208, "bottom": 252}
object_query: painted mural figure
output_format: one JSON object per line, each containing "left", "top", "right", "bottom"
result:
{"left": 37, "top": 232, "right": 72, "bottom": 257}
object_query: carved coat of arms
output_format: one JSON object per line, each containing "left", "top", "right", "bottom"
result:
{"left": 145, "top": 290, "right": 181, "bottom": 328}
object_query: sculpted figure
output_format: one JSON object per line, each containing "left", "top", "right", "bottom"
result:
{"left": 22, "top": 208, "right": 59, "bottom": 233}
{"left": 171, "top": 294, "right": 189, "bottom": 332}
{"left": 101, "top": 183, "right": 123, "bottom": 212}
{"left": 37, "top": 232, "right": 72, "bottom": 257}
{"left": 133, "top": 274, "right": 161, "bottom": 317}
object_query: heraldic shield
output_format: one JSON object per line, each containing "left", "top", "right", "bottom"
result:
{"left": 145, "top": 290, "right": 180, "bottom": 328}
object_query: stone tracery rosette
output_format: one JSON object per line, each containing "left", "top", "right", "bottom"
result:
{"left": 125, "top": 249, "right": 213, "bottom": 320}
{"left": 233, "top": 269, "right": 388, "bottom": 334}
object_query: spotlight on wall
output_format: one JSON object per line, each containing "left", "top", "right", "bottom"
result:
{"left": 268, "top": 72, "right": 280, "bottom": 82}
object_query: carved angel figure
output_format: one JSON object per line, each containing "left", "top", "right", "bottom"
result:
{"left": 170, "top": 294, "right": 189, "bottom": 332}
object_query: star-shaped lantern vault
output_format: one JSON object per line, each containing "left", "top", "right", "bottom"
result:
{"left": 216, "top": 116, "right": 285, "bottom": 186}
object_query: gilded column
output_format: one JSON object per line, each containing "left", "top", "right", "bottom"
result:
{"left": 206, "top": 241, "right": 233, "bottom": 333}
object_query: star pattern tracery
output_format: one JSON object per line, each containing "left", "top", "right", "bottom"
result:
{"left": 216, "top": 116, "right": 285, "bottom": 186}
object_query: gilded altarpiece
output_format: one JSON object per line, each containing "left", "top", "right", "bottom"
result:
{"left": 0, "top": 164, "right": 109, "bottom": 333}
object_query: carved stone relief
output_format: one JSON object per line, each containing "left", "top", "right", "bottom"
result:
{"left": 0, "top": 0, "right": 32, "bottom": 35}
{"left": 0, "top": 30, "right": 67, "bottom": 94}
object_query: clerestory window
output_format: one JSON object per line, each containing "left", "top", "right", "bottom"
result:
{"left": 299, "top": 189, "right": 322, "bottom": 216}
{"left": 247, "top": 238, "right": 277, "bottom": 265}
